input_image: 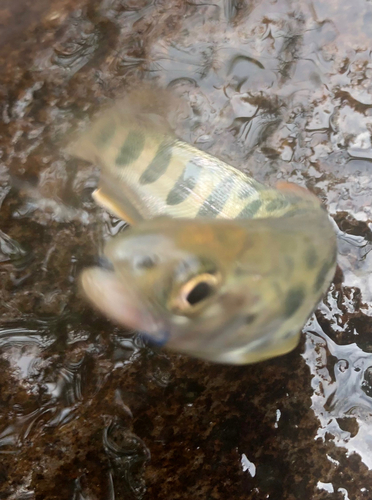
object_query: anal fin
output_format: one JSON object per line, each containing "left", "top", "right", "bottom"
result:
{"left": 93, "top": 176, "right": 144, "bottom": 225}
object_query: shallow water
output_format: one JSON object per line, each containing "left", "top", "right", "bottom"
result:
{"left": 1, "top": 0, "right": 372, "bottom": 498}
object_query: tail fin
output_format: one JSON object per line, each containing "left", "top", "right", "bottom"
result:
{"left": 66, "top": 84, "right": 182, "bottom": 164}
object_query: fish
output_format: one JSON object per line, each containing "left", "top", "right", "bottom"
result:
{"left": 69, "top": 88, "right": 337, "bottom": 365}
{"left": 68, "top": 89, "right": 319, "bottom": 223}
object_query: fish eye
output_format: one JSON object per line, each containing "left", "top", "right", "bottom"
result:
{"left": 170, "top": 273, "right": 220, "bottom": 314}
{"left": 186, "top": 280, "right": 213, "bottom": 305}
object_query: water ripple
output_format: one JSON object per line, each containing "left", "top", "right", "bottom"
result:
{"left": 304, "top": 316, "right": 372, "bottom": 469}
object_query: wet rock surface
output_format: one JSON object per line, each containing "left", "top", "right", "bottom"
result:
{"left": 1, "top": 0, "right": 372, "bottom": 498}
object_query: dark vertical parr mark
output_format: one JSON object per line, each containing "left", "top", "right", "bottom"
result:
{"left": 238, "top": 178, "right": 266, "bottom": 199}
{"left": 266, "top": 198, "right": 288, "bottom": 212}
{"left": 305, "top": 246, "right": 318, "bottom": 269}
{"left": 197, "top": 176, "right": 235, "bottom": 217}
{"left": 238, "top": 183, "right": 256, "bottom": 199}
{"left": 284, "top": 286, "right": 305, "bottom": 318}
{"left": 115, "top": 130, "right": 145, "bottom": 166}
{"left": 139, "top": 139, "right": 173, "bottom": 185}
{"left": 96, "top": 120, "right": 116, "bottom": 147}
{"left": 166, "top": 160, "right": 202, "bottom": 205}
{"left": 237, "top": 199, "right": 262, "bottom": 218}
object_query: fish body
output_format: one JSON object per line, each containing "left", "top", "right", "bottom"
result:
{"left": 71, "top": 90, "right": 337, "bottom": 365}
{"left": 81, "top": 214, "right": 336, "bottom": 365}
{"left": 71, "top": 102, "right": 319, "bottom": 224}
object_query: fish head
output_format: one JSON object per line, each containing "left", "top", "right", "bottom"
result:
{"left": 80, "top": 215, "right": 336, "bottom": 364}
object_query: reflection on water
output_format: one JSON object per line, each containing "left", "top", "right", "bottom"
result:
{"left": 304, "top": 315, "right": 372, "bottom": 470}
{"left": 0, "top": 320, "right": 147, "bottom": 499}
{"left": 1, "top": 0, "right": 372, "bottom": 497}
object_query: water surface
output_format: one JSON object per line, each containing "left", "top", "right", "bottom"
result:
{"left": 1, "top": 0, "right": 372, "bottom": 498}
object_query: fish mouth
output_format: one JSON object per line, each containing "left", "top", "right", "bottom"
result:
{"left": 79, "top": 263, "right": 168, "bottom": 342}
{"left": 95, "top": 255, "right": 115, "bottom": 271}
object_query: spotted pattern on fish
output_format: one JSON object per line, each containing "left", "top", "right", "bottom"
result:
{"left": 166, "top": 160, "right": 202, "bottom": 205}
{"left": 237, "top": 199, "right": 262, "bottom": 218}
{"left": 139, "top": 139, "right": 174, "bottom": 185}
{"left": 238, "top": 183, "right": 260, "bottom": 199}
{"left": 244, "top": 314, "right": 257, "bottom": 325}
{"left": 284, "top": 286, "right": 305, "bottom": 318}
{"left": 96, "top": 121, "right": 116, "bottom": 148}
{"left": 266, "top": 198, "right": 289, "bottom": 212}
{"left": 91, "top": 122, "right": 321, "bottom": 221}
{"left": 305, "top": 245, "right": 318, "bottom": 269}
{"left": 116, "top": 131, "right": 145, "bottom": 166}
{"left": 197, "top": 176, "right": 236, "bottom": 217}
